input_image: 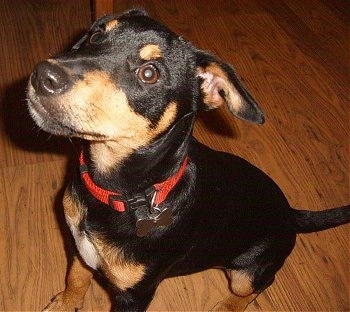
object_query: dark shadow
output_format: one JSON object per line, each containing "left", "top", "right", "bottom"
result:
{"left": 1, "top": 77, "right": 73, "bottom": 155}
{"left": 196, "top": 108, "right": 239, "bottom": 140}
{"left": 0, "top": 28, "right": 89, "bottom": 155}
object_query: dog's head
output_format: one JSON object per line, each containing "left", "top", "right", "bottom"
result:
{"left": 27, "top": 9, "right": 264, "bottom": 150}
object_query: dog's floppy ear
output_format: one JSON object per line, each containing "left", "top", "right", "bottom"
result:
{"left": 196, "top": 51, "right": 265, "bottom": 124}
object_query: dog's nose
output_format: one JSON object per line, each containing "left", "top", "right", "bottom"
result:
{"left": 31, "top": 61, "right": 70, "bottom": 96}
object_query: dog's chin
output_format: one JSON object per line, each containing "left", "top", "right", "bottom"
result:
{"left": 27, "top": 99, "right": 108, "bottom": 141}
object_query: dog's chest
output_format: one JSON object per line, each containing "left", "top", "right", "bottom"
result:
{"left": 68, "top": 222, "right": 100, "bottom": 270}
{"left": 63, "top": 191, "right": 100, "bottom": 269}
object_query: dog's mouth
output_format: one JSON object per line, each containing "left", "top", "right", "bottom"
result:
{"left": 27, "top": 89, "right": 108, "bottom": 141}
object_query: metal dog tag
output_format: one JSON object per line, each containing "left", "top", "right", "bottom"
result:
{"left": 136, "top": 207, "right": 173, "bottom": 237}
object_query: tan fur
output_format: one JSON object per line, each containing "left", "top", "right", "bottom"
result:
{"left": 139, "top": 44, "right": 162, "bottom": 60}
{"left": 154, "top": 100, "right": 178, "bottom": 134}
{"left": 63, "top": 187, "right": 84, "bottom": 228}
{"left": 89, "top": 141, "right": 133, "bottom": 175}
{"left": 105, "top": 19, "right": 118, "bottom": 31}
{"left": 89, "top": 101, "right": 178, "bottom": 174}
{"left": 229, "top": 269, "right": 254, "bottom": 297}
{"left": 92, "top": 236, "right": 146, "bottom": 291}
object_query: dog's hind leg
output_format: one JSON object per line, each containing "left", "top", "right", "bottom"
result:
{"left": 212, "top": 235, "right": 295, "bottom": 311}
{"left": 43, "top": 256, "right": 93, "bottom": 311}
{"left": 211, "top": 269, "right": 258, "bottom": 311}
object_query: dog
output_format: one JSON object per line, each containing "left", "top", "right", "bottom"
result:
{"left": 27, "top": 9, "right": 350, "bottom": 311}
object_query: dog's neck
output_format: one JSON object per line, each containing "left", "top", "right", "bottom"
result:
{"left": 82, "top": 113, "right": 196, "bottom": 196}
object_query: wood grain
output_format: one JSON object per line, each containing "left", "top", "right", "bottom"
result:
{"left": 93, "top": 0, "right": 114, "bottom": 20}
{"left": 0, "top": 0, "right": 348, "bottom": 311}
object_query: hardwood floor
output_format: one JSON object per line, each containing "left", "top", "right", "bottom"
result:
{"left": 0, "top": 0, "right": 348, "bottom": 311}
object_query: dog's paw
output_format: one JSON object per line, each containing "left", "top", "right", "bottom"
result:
{"left": 43, "top": 291, "right": 83, "bottom": 311}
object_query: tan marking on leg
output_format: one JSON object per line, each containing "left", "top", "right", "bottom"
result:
{"left": 43, "top": 256, "right": 93, "bottom": 311}
{"left": 229, "top": 269, "right": 254, "bottom": 297}
{"left": 105, "top": 19, "right": 118, "bottom": 31}
{"left": 139, "top": 44, "right": 162, "bottom": 60}
{"left": 92, "top": 236, "right": 146, "bottom": 291}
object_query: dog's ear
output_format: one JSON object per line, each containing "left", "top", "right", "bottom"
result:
{"left": 196, "top": 51, "right": 265, "bottom": 124}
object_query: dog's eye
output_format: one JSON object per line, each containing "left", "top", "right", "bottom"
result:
{"left": 89, "top": 30, "right": 104, "bottom": 44}
{"left": 136, "top": 64, "right": 160, "bottom": 84}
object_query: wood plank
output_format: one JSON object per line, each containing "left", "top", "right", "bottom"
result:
{"left": 0, "top": 161, "right": 68, "bottom": 310}
{"left": 258, "top": 0, "right": 348, "bottom": 88}
{"left": 93, "top": 0, "right": 114, "bottom": 20}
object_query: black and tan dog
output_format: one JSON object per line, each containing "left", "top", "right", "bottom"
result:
{"left": 27, "top": 9, "right": 349, "bottom": 311}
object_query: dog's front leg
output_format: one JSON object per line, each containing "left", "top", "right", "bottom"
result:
{"left": 43, "top": 255, "right": 93, "bottom": 311}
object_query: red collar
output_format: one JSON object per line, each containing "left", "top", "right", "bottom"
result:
{"left": 79, "top": 150, "right": 188, "bottom": 212}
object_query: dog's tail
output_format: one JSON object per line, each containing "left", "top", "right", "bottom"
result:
{"left": 293, "top": 205, "right": 350, "bottom": 233}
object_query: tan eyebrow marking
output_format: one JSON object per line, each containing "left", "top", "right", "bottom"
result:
{"left": 139, "top": 44, "right": 163, "bottom": 61}
{"left": 105, "top": 19, "right": 118, "bottom": 31}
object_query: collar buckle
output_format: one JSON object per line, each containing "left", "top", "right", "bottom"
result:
{"left": 124, "top": 186, "right": 157, "bottom": 212}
